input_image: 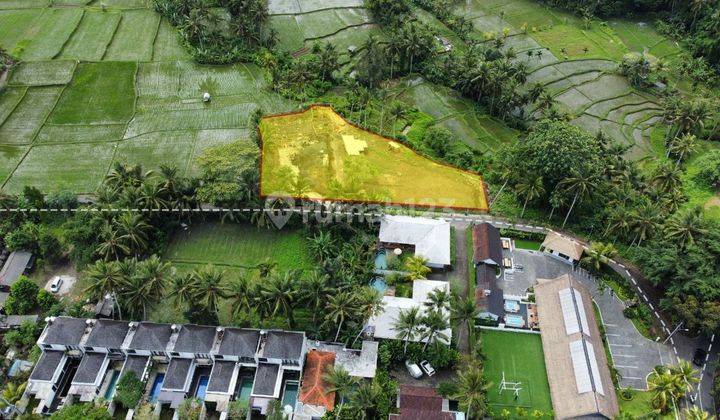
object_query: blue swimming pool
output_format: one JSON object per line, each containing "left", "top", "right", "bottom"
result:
{"left": 374, "top": 249, "right": 388, "bottom": 270}
{"left": 195, "top": 375, "right": 209, "bottom": 400}
{"left": 236, "top": 377, "right": 253, "bottom": 402}
{"left": 281, "top": 381, "right": 299, "bottom": 411}
{"left": 505, "top": 314, "right": 524, "bottom": 328}
{"left": 149, "top": 373, "right": 165, "bottom": 403}
{"left": 504, "top": 300, "right": 520, "bottom": 313}
{"left": 103, "top": 370, "right": 120, "bottom": 400}
{"left": 370, "top": 277, "right": 387, "bottom": 294}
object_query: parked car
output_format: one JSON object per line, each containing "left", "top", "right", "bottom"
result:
{"left": 419, "top": 360, "right": 435, "bottom": 377}
{"left": 405, "top": 360, "right": 423, "bottom": 379}
{"left": 693, "top": 348, "right": 707, "bottom": 366}
{"left": 49, "top": 276, "right": 63, "bottom": 294}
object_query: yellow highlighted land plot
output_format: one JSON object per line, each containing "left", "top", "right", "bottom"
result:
{"left": 259, "top": 106, "right": 489, "bottom": 211}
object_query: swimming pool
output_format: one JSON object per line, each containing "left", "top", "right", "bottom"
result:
{"left": 505, "top": 314, "right": 525, "bottom": 328}
{"left": 236, "top": 377, "right": 253, "bottom": 402}
{"left": 374, "top": 249, "right": 388, "bottom": 270}
{"left": 103, "top": 370, "right": 120, "bottom": 400}
{"left": 370, "top": 277, "right": 387, "bottom": 294}
{"left": 281, "top": 381, "right": 299, "bottom": 412}
{"left": 195, "top": 375, "right": 209, "bottom": 400}
{"left": 149, "top": 373, "right": 165, "bottom": 403}
{"left": 504, "top": 300, "right": 520, "bottom": 313}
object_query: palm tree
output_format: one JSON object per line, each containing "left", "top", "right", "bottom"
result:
{"left": 83, "top": 260, "right": 123, "bottom": 301}
{"left": 515, "top": 175, "right": 545, "bottom": 218}
{"left": 424, "top": 288, "right": 451, "bottom": 313}
{"left": 96, "top": 222, "right": 130, "bottom": 261}
{"left": 648, "top": 366, "right": 683, "bottom": 414}
{"left": 115, "top": 213, "right": 151, "bottom": 256}
{"left": 169, "top": 272, "right": 196, "bottom": 309}
{"left": 581, "top": 242, "right": 617, "bottom": 271}
{"left": 323, "top": 366, "right": 358, "bottom": 418}
{"left": 652, "top": 162, "right": 683, "bottom": 195}
{"left": 0, "top": 382, "right": 26, "bottom": 409}
{"left": 451, "top": 364, "right": 491, "bottom": 420}
{"left": 404, "top": 256, "right": 430, "bottom": 280}
{"left": 324, "top": 291, "right": 358, "bottom": 342}
{"left": 671, "top": 360, "right": 699, "bottom": 396}
{"left": 420, "top": 310, "right": 450, "bottom": 351}
{"left": 665, "top": 206, "right": 707, "bottom": 249}
{"left": 451, "top": 296, "right": 479, "bottom": 348}
{"left": 669, "top": 133, "right": 699, "bottom": 167}
{"left": 393, "top": 307, "right": 423, "bottom": 354}
{"left": 226, "top": 274, "right": 255, "bottom": 318}
{"left": 351, "top": 381, "right": 380, "bottom": 419}
{"left": 490, "top": 164, "right": 514, "bottom": 207}
{"left": 307, "top": 231, "right": 334, "bottom": 263}
{"left": 123, "top": 275, "right": 154, "bottom": 319}
{"left": 134, "top": 255, "right": 171, "bottom": 303}
{"left": 558, "top": 170, "right": 598, "bottom": 228}
{"left": 388, "top": 101, "right": 407, "bottom": 137}
{"left": 262, "top": 271, "right": 299, "bottom": 328}
{"left": 192, "top": 265, "right": 228, "bottom": 317}
{"left": 628, "top": 203, "right": 659, "bottom": 246}
{"left": 684, "top": 407, "right": 715, "bottom": 420}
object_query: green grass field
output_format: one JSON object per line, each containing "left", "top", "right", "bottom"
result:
{"left": 164, "top": 222, "right": 314, "bottom": 272}
{"left": 481, "top": 329, "right": 553, "bottom": 414}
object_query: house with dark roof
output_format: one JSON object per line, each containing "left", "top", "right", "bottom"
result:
{"left": 26, "top": 318, "right": 311, "bottom": 418}
{"left": 0, "top": 250, "right": 33, "bottom": 287}
{"left": 472, "top": 223, "right": 502, "bottom": 266}
{"left": 389, "top": 385, "right": 465, "bottom": 420}
{"left": 472, "top": 223, "right": 505, "bottom": 322}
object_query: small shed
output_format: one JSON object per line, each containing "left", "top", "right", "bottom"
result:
{"left": 540, "top": 232, "right": 584, "bottom": 265}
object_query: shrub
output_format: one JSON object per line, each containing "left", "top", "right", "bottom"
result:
{"left": 378, "top": 339, "right": 460, "bottom": 370}
{"left": 4, "top": 276, "right": 39, "bottom": 315}
{"left": 3, "top": 321, "right": 40, "bottom": 349}
{"left": 37, "top": 289, "right": 58, "bottom": 313}
{"left": 437, "top": 381, "right": 459, "bottom": 397}
{"left": 114, "top": 372, "right": 144, "bottom": 409}
{"left": 694, "top": 150, "right": 720, "bottom": 189}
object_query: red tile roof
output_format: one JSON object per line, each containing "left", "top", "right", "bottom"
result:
{"left": 299, "top": 350, "right": 336, "bottom": 411}
{"left": 473, "top": 223, "right": 502, "bottom": 265}
{"left": 396, "top": 385, "right": 453, "bottom": 420}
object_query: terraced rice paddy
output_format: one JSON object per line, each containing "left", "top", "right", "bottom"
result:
{"left": 259, "top": 105, "right": 489, "bottom": 210}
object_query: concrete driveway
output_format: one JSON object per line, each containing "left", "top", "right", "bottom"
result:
{"left": 43, "top": 274, "right": 76, "bottom": 296}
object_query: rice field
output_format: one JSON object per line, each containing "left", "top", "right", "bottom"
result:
{"left": 260, "top": 105, "right": 489, "bottom": 210}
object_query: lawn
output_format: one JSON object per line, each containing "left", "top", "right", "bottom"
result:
{"left": 618, "top": 389, "right": 673, "bottom": 419}
{"left": 480, "top": 329, "right": 553, "bottom": 414}
{"left": 259, "top": 105, "right": 489, "bottom": 211}
{"left": 513, "top": 239, "right": 542, "bottom": 251}
{"left": 164, "top": 222, "right": 314, "bottom": 272}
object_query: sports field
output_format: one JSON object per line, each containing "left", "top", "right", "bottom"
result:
{"left": 259, "top": 106, "right": 489, "bottom": 210}
{"left": 480, "top": 329, "right": 553, "bottom": 413}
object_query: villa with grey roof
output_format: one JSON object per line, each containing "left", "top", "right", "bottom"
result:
{"left": 26, "top": 317, "right": 378, "bottom": 419}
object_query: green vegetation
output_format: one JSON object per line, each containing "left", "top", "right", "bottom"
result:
{"left": 164, "top": 223, "right": 313, "bottom": 272}
{"left": 259, "top": 106, "right": 489, "bottom": 210}
{"left": 480, "top": 330, "right": 553, "bottom": 414}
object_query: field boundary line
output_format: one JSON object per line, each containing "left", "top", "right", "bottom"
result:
{"left": 53, "top": 8, "right": 85, "bottom": 60}
{"left": 148, "top": 11, "right": 162, "bottom": 62}
{"left": 303, "top": 22, "right": 376, "bottom": 43}
{"left": 101, "top": 11, "right": 124, "bottom": 61}
{"left": 269, "top": 5, "right": 367, "bottom": 17}
{"left": 0, "top": 86, "right": 28, "bottom": 129}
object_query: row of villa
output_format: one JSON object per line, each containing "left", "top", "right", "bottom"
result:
{"left": 27, "top": 317, "right": 378, "bottom": 419}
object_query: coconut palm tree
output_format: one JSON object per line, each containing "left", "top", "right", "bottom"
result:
{"left": 652, "top": 163, "right": 683, "bottom": 195}
{"left": 262, "top": 271, "right": 299, "bottom": 328}
{"left": 404, "top": 256, "right": 430, "bottom": 280}
{"left": 671, "top": 360, "right": 700, "bottom": 396}
{"left": 134, "top": 255, "right": 171, "bottom": 304}
{"left": 451, "top": 296, "right": 479, "bottom": 348}
{"left": 393, "top": 307, "right": 423, "bottom": 354}
{"left": 684, "top": 407, "right": 715, "bottom": 420}
{"left": 420, "top": 310, "right": 450, "bottom": 351}
{"left": 324, "top": 291, "right": 359, "bottom": 343}
{"left": 115, "top": 213, "right": 151, "bottom": 257}
{"left": 301, "top": 271, "right": 329, "bottom": 323}
{"left": 0, "top": 382, "right": 26, "bottom": 409}
{"left": 191, "top": 265, "right": 228, "bottom": 317}
{"left": 489, "top": 164, "right": 514, "bottom": 208}
{"left": 351, "top": 381, "right": 380, "bottom": 419}
{"left": 169, "top": 272, "right": 196, "bottom": 309}
{"left": 96, "top": 222, "right": 130, "bottom": 261}
{"left": 558, "top": 169, "right": 599, "bottom": 228}
{"left": 424, "top": 288, "right": 451, "bottom": 313}
{"left": 226, "top": 274, "right": 255, "bottom": 318}
{"left": 515, "top": 175, "right": 545, "bottom": 218}
{"left": 83, "top": 260, "right": 123, "bottom": 301}
{"left": 628, "top": 202, "right": 659, "bottom": 246}
{"left": 123, "top": 275, "right": 154, "bottom": 319}
{"left": 669, "top": 133, "right": 699, "bottom": 167}
{"left": 581, "top": 242, "right": 618, "bottom": 271}
{"left": 323, "top": 366, "right": 358, "bottom": 418}
{"left": 388, "top": 101, "right": 407, "bottom": 137}
{"left": 665, "top": 206, "right": 707, "bottom": 249}
{"left": 451, "top": 364, "right": 491, "bottom": 420}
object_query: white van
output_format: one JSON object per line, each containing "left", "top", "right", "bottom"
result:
{"left": 49, "top": 276, "right": 63, "bottom": 294}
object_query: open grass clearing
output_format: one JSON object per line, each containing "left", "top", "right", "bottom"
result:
{"left": 48, "top": 61, "right": 136, "bottom": 125}
{"left": 260, "top": 105, "right": 489, "bottom": 210}
{"left": 0, "top": 85, "right": 62, "bottom": 145}
{"left": 8, "top": 60, "right": 76, "bottom": 86}
{"left": 3, "top": 142, "right": 116, "bottom": 193}
{"left": 35, "top": 124, "right": 125, "bottom": 144}
{"left": 0, "top": 86, "right": 26, "bottom": 127}
{"left": 104, "top": 9, "right": 159, "bottom": 61}
{"left": 481, "top": 329, "right": 553, "bottom": 413}
{"left": 152, "top": 18, "right": 189, "bottom": 61}
{"left": 0, "top": 145, "right": 26, "bottom": 184}
{"left": 59, "top": 11, "right": 121, "bottom": 61}
{"left": 164, "top": 222, "right": 314, "bottom": 272}
{"left": 618, "top": 389, "right": 673, "bottom": 419}
{"left": 610, "top": 20, "right": 681, "bottom": 59}
{"left": 531, "top": 24, "right": 627, "bottom": 61}
{"left": 15, "top": 8, "right": 83, "bottom": 60}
